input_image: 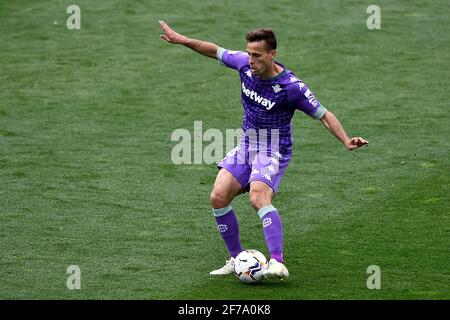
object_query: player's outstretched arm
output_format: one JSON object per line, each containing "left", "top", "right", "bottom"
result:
{"left": 319, "top": 110, "right": 369, "bottom": 150}
{"left": 159, "top": 20, "right": 219, "bottom": 59}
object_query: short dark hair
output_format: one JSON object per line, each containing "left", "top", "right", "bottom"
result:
{"left": 246, "top": 28, "right": 277, "bottom": 51}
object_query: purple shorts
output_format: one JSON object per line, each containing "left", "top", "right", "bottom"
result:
{"left": 218, "top": 144, "right": 291, "bottom": 193}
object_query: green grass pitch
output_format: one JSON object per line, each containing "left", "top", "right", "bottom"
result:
{"left": 0, "top": 0, "right": 449, "bottom": 299}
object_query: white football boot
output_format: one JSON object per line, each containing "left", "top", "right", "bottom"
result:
{"left": 209, "top": 257, "right": 235, "bottom": 276}
{"left": 262, "top": 259, "right": 289, "bottom": 279}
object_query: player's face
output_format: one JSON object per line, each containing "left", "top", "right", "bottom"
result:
{"left": 246, "top": 41, "right": 276, "bottom": 77}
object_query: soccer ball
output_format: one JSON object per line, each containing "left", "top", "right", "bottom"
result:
{"left": 233, "top": 249, "right": 268, "bottom": 284}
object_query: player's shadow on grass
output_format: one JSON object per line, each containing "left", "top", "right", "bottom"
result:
{"left": 210, "top": 277, "right": 290, "bottom": 287}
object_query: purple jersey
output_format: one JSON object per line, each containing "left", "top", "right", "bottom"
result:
{"left": 217, "top": 48, "right": 327, "bottom": 154}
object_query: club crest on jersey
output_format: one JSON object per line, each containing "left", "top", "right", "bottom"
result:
{"left": 272, "top": 84, "right": 282, "bottom": 93}
{"left": 242, "top": 82, "right": 276, "bottom": 110}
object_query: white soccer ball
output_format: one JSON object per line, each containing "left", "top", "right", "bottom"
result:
{"left": 234, "top": 249, "right": 268, "bottom": 284}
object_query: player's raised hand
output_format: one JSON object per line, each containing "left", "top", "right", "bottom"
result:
{"left": 345, "top": 137, "right": 369, "bottom": 150}
{"left": 159, "top": 20, "right": 188, "bottom": 45}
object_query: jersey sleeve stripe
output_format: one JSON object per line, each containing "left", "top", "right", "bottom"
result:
{"left": 311, "top": 105, "right": 327, "bottom": 120}
{"left": 217, "top": 47, "right": 225, "bottom": 65}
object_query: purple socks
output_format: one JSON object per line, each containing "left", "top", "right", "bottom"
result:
{"left": 258, "top": 206, "right": 284, "bottom": 263}
{"left": 213, "top": 204, "right": 284, "bottom": 263}
{"left": 213, "top": 206, "right": 242, "bottom": 258}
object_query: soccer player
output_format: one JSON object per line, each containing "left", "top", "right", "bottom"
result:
{"left": 159, "top": 21, "right": 368, "bottom": 279}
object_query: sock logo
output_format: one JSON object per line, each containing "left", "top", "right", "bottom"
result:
{"left": 218, "top": 224, "right": 228, "bottom": 233}
{"left": 262, "top": 218, "right": 272, "bottom": 228}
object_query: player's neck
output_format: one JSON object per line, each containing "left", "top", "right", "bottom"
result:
{"left": 260, "top": 63, "right": 283, "bottom": 80}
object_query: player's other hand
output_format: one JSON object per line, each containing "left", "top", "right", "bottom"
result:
{"left": 345, "top": 137, "right": 369, "bottom": 150}
{"left": 159, "top": 20, "right": 188, "bottom": 45}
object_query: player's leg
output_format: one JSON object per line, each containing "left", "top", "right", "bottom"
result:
{"left": 210, "top": 167, "right": 244, "bottom": 209}
{"left": 249, "top": 180, "right": 285, "bottom": 264}
{"left": 249, "top": 181, "right": 289, "bottom": 279}
{"left": 247, "top": 149, "right": 291, "bottom": 279}
{"left": 209, "top": 168, "right": 245, "bottom": 275}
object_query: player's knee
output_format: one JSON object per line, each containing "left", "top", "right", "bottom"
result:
{"left": 249, "top": 189, "right": 271, "bottom": 211}
{"left": 210, "top": 190, "right": 229, "bottom": 209}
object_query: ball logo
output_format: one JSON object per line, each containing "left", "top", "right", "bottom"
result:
{"left": 243, "top": 261, "right": 262, "bottom": 277}
{"left": 218, "top": 224, "right": 228, "bottom": 233}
